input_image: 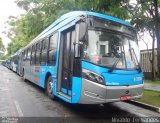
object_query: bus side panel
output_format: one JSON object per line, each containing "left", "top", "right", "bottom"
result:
{"left": 24, "top": 61, "right": 31, "bottom": 81}
{"left": 50, "top": 76, "right": 82, "bottom": 103}
{"left": 82, "top": 61, "right": 107, "bottom": 75}
{"left": 53, "top": 81, "right": 72, "bottom": 103}
{"left": 39, "top": 66, "right": 54, "bottom": 88}
{"left": 71, "top": 77, "right": 82, "bottom": 103}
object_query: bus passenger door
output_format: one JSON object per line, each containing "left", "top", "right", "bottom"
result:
{"left": 57, "top": 27, "right": 75, "bottom": 98}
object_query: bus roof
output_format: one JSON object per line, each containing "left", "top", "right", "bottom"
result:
{"left": 39, "top": 11, "right": 132, "bottom": 38}
{"left": 70, "top": 11, "right": 131, "bottom": 26}
{"left": 22, "top": 11, "right": 132, "bottom": 50}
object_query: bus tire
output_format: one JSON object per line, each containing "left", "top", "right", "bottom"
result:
{"left": 22, "top": 69, "right": 26, "bottom": 81}
{"left": 45, "top": 76, "right": 54, "bottom": 99}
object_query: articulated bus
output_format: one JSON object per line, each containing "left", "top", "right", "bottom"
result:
{"left": 19, "top": 11, "right": 143, "bottom": 104}
{"left": 10, "top": 50, "right": 21, "bottom": 74}
{"left": 5, "top": 58, "right": 11, "bottom": 69}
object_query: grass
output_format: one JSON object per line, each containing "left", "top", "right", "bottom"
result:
{"left": 144, "top": 80, "right": 160, "bottom": 85}
{"left": 136, "top": 90, "right": 160, "bottom": 107}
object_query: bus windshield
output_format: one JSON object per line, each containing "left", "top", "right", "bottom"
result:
{"left": 82, "top": 30, "right": 140, "bottom": 70}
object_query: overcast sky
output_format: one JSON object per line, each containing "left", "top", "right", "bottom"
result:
{"left": 0, "top": 0, "right": 154, "bottom": 50}
{"left": 0, "top": 0, "right": 24, "bottom": 48}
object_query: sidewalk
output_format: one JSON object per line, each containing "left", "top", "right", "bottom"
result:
{"left": 128, "top": 83, "right": 160, "bottom": 113}
{"left": 144, "top": 83, "right": 160, "bottom": 92}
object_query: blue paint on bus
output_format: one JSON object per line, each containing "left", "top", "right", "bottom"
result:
{"left": 71, "top": 77, "right": 82, "bottom": 103}
{"left": 40, "top": 66, "right": 55, "bottom": 88}
{"left": 32, "top": 11, "right": 132, "bottom": 43}
{"left": 8, "top": 11, "right": 143, "bottom": 104}
{"left": 82, "top": 61, "right": 143, "bottom": 86}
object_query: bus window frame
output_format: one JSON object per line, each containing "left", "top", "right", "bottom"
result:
{"left": 27, "top": 47, "right": 31, "bottom": 61}
{"left": 35, "top": 43, "right": 40, "bottom": 65}
{"left": 22, "top": 51, "right": 25, "bottom": 60}
{"left": 41, "top": 38, "right": 48, "bottom": 65}
{"left": 24, "top": 50, "right": 27, "bottom": 60}
{"left": 48, "top": 32, "right": 58, "bottom": 65}
{"left": 31, "top": 44, "right": 36, "bottom": 65}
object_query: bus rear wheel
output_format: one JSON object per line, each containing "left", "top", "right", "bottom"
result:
{"left": 22, "top": 69, "right": 26, "bottom": 81}
{"left": 46, "top": 76, "right": 54, "bottom": 99}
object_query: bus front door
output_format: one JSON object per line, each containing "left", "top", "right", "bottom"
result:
{"left": 57, "top": 28, "right": 75, "bottom": 98}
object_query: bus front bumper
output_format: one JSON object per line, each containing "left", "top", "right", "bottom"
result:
{"left": 78, "top": 79, "right": 143, "bottom": 104}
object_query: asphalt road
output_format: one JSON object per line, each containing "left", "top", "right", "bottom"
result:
{"left": 0, "top": 65, "right": 159, "bottom": 123}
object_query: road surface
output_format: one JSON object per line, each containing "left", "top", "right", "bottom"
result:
{"left": 0, "top": 65, "right": 159, "bottom": 123}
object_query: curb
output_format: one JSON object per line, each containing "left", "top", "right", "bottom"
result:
{"left": 144, "top": 88, "right": 160, "bottom": 92}
{"left": 127, "top": 100, "right": 160, "bottom": 113}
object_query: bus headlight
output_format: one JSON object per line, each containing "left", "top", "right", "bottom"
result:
{"left": 82, "top": 69, "right": 104, "bottom": 85}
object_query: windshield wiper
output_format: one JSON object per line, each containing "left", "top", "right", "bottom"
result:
{"left": 108, "top": 52, "right": 124, "bottom": 73}
{"left": 130, "top": 48, "right": 142, "bottom": 72}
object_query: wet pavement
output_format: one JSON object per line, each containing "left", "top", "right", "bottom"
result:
{"left": 0, "top": 65, "right": 159, "bottom": 122}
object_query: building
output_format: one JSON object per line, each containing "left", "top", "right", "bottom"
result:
{"left": 140, "top": 48, "right": 158, "bottom": 79}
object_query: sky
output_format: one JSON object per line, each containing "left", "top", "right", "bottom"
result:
{"left": 0, "top": 0, "right": 155, "bottom": 51}
{"left": 0, "top": 0, "right": 24, "bottom": 48}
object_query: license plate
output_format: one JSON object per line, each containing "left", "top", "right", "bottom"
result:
{"left": 120, "top": 95, "right": 131, "bottom": 101}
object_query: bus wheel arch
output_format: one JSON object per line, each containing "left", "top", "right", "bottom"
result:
{"left": 45, "top": 72, "right": 55, "bottom": 99}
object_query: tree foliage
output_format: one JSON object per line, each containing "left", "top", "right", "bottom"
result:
{"left": 6, "top": 0, "right": 130, "bottom": 55}
{"left": 4, "top": 0, "right": 160, "bottom": 80}
{"left": 0, "top": 37, "right": 5, "bottom": 52}
{"left": 0, "top": 37, "right": 6, "bottom": 60}
{"left": 128, "top": 0, "right": 160, "bottom": 80}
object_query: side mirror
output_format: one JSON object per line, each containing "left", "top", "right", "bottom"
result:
{"left": 74, "top": 22, "right": 87, "bottom": 58}
{"left": 74, "top": 42, "right": 83, "bottom": 58}
{"left": 79, "top": 22, "right": 87, "bottom": 42}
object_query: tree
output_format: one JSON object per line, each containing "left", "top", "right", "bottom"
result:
{"left": 6, "top": 0, "right": 130, "bottom": 55}
{"left": 154, "top": 0, "right": 160, "bottom": 78}
{"left": 0, "top": 37, "right": 5, "bottom": 53}
{"left": 74, "top": 0, "right": 130, "bottom": 19}
{"left": 0, "top": 37, "right": 6, "bottom": 60}
{"left": 128, "top": 0, "right": 160, "bottom": 80}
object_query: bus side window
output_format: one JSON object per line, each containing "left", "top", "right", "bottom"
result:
{"left": 48, "top": 32, "right": 58, "bottom": 65}
{"left": 22, "top": 51, "right": 25, "bottom": 60}
{"left": 15, "top": 59, "right": 18, "bottom": 64}
{"left": 31, "top": 45, "right": 36, "bottom": 65}
{"left": 39, "top": 41, "right": 43, "bottom": 64}
{"left": 35, "top": 43, "right": 41, "bottom": 64}
{"left": 24, "top": 50, "right": 28, "bottom": 60}
{"left": 27, "top": 48, "right": 31, "bottom": 60}
{"left": 25, "top": 49, "right": 28, "bottom": 60}
{"left": 41, "top": 38, "right": 48, "bottom": 65}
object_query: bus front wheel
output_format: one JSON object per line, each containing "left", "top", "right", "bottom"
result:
{"left": 46, "top": 76, "right": 54, "bottom": 99}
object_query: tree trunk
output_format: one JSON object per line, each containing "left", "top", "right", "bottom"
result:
{"left": 154, "top": 0, "right": 160, "bottom": 79}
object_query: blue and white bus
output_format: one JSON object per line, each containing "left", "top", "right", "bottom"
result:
{"left": 10, "top": 50, "right": 21, "bottom": 74}
{"left": 19, "top": 11, "right": 143, "bottom": 104}
{"left": 10, "top": 55, "right": 17, "bottom": 72}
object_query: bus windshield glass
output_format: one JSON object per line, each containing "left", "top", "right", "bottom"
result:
{"left": 82, "top": 30, "right": 140, "bottom": 70}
